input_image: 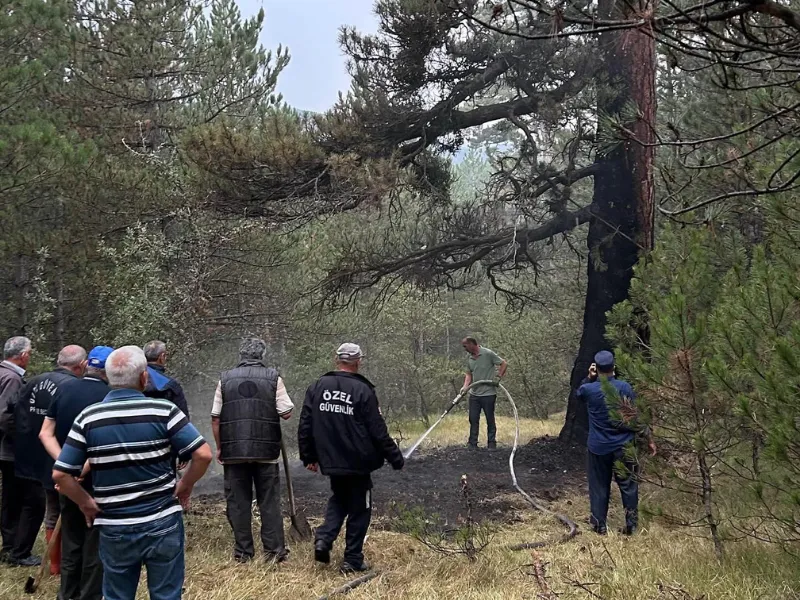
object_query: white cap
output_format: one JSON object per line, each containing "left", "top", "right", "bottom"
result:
{"left": 336, "top": 343, "right": 364, "bottom": 361}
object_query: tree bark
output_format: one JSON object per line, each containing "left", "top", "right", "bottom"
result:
{"left": 560, "top": 0, "right": 656, "bottom": 444}
{"left": 14, "top": 255, "right": 28, "bottom": 335}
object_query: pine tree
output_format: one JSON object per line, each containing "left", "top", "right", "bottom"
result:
{"left": 608, "top": 227, "right": 744, "bottom": 559}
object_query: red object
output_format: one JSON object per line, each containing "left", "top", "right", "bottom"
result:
{"left": 45, "top": 528, "right": 61, "bottom": 576}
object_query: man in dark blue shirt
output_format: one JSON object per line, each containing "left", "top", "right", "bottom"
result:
{"left": 40, "top": 345, "right": 112, "bottom": 600}
{"left": 577, "top": 350, "right": 655, "bottom": 535}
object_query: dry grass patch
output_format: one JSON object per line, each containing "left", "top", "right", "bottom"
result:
{"left": 391, "top": 412, "right": 565, "bottom": 451}
{"left": 4, "top": 494, "right": 797, "bottom": 600}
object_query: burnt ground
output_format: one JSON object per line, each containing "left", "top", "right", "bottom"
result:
{"left": 196, "top": 436, "right": 587, "bottom": 526}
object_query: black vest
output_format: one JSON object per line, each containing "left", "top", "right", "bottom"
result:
{"left": 219, "top": 361, "right": 281, "bottom": 462}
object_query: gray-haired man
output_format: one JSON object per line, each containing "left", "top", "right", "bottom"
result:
{"left": 211, "top": 338, "right": 294, "bottom": 564}
{"left": 0, "top": 336, "right": 32, "bottom": 564}
{"left": 143, "top": 340, "right": 189, "bottom": 420}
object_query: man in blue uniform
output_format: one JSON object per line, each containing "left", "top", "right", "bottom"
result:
{"left": 577, "top": 350, "right": 655, "bottom": 535}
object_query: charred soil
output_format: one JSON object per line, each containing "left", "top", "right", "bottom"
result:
{"left": 197, "top": 436, "right": 586, "bottom": 527}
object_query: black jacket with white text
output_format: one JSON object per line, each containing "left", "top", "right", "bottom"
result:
{"left": 298, "top": 371, "right": 403, "bottom": 476}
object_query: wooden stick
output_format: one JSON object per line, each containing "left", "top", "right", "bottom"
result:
{"left": 315, "top": 571, "right": 381, "bottom": 600}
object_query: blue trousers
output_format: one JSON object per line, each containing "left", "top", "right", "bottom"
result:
{"left": 98, "top": 512, "right": 185, "bottom": 600}
{"left": 587, "top": 448, "right": 639, "bottom": 533}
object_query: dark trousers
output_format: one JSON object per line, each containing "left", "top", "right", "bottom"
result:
{"left": 315, "top": 474, "right": 372, "bottom": 566}
{"left": 587, "top": 448, "right": 639, "bottom": 532}
{"left": 60, "top": 496, "right": 103, "bottom": 600}
{"left": 3, "top": 471, "right": 46, "bottom": 560}
{"left": 0, "top": 460, "right": 19, "bottom": 553}
{"left": 223, "top": 462, "right": 286, "bottom": 560}
{"left": 468, "top": 395, "right": 497, "bottom": 447}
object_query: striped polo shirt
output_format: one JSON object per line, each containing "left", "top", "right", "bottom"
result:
{"left": 54, "top": 388, "right": 206, "bottom": 526}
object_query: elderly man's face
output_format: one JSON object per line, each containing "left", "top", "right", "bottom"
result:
{"left": 20, "top": 349, "right": 32, "bottom": 369}
{"left": 462, "top": 340, "right": 476, "bottom": 354}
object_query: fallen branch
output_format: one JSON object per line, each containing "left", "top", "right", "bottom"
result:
{"left": 569, "top": 579, "right": 608, "bottom": 600}
{"left": 527, "top": 550, "right": 557, "bottom": 600}
{"left": 315, "top": 572, "right": 381, "bottom": 600}
{"left": 509, "top": 540, "right": 549, "bottom": 550}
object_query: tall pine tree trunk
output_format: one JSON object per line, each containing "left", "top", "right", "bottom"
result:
{"left": 559, "top": 0, "right": 656, "bottom": 444}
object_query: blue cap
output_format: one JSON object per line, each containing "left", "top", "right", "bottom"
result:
{"left": 87, "top": 346, "right": 114, "bottom": 369}
{"left": 594, "top": 350, "right": 615, "bottom": 369}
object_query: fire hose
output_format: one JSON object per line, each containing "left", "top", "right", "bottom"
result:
{"left": 404, "top": 379, "right": 578, "bottom": 545}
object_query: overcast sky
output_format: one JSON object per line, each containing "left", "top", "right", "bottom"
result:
{"left": 238, "top": 1, "right": 379, "bottom": 113}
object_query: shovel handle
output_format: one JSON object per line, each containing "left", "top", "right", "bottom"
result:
{"left": 27, "top": 515, "right": 61, "bottom": 593}
{"left": 280, "top": 438, "right": 298, "bottom": 517}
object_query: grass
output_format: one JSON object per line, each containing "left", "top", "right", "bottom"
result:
{"left": 388, "top": 411, "right": 566, "bottom": 450}
{"left": 1, "top": 414, "right": 798, "bottom": 599}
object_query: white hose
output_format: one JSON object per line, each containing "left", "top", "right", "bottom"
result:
{"left": 498, "top": 381, "right": 578, "bottom": 543}
{"left": 405, "top": 379, "right": 578, "bottom": 543}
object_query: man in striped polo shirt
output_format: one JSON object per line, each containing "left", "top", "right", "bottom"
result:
{"left": 53, "top": 346, "right": 212, "bottom": 600}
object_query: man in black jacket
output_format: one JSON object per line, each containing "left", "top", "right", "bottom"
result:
{"left": 298, "top": 343, "right": 404, "bottom": 574}
{"left": 0, "top": 336, "right": 31, "bottom": 564}
{"left": 14, "top": 344, "right": 86, "bottom": 571}
{"left": 143, "top": 340, "right": 190, "bottom": 420}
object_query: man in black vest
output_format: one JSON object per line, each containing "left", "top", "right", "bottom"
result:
{"left": 211, "top": 338, "right": 294, "bottom": 564}
{"left": 298, "top": 343, "right": 404, "bottom": 574}
{"left": 14, "top": 345, "right": 86, "bottom": 571}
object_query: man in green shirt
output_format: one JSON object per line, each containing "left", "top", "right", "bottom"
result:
{"left": 460, "top": 337, "right": 507, "bottom": 449}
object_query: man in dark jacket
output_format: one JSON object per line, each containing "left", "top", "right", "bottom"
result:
{"left": 211, "top": 338, "right": 293, "bottom": 564}
{"left": 298, "top": 343, "right": 404, "bottom": 574}
{"left": 40, "top": 345, "right": 112, "bottom": 600}
{"left": 578, "top": 350, "right": 656, "bottom": 536}
{"left": 143, "top": 340, "right": 190, "bottom": 420}
{"left": 0, "top": 336, "right": 32, "bottom": 564}
{"left": 15, "top": 344, "right": 86, "bottom": 572}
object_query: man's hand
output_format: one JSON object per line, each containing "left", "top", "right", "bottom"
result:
{"left": 648, "top": 440, "right": 657, "bottom": 457}
{"left": 79, "top": 497, "right": 101, "bottom": 527}
{"left": 216, "top": 449, "right": 224, "bottom": 465}
{"left": 588, "top": 363, "right": 598, "bottom": 380}
{"left": 306, "top": 463, "right": 318, "bottom": 473}
{"left": 174, "top": 479, "right": 194, "bottom": 510}
{"left": 177, "top": 461, "right": 189, "bottom": 471}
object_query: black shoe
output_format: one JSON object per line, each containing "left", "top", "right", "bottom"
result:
{"left": 619, "top": 526, "right": 637, "bottom": 536}
{"left": 592, "top": 525, "right": 608, "bottom": 536}
{"left": 9, "top": 555, "right": 42, "bottom": 567}
{"left": 340, "top": 560, "right": 370, "bottom": 574}
{"left": 487, "top": 443, "right": 497, "bottom": 450}
{"left": 233, "top": 554, "right": 253, "bottom": 564}
{"left": 314, "top": 541, "right": 330, "bottom": 564}
{"left": 467, "top": 443, "right": 478, "bottom": 450}
{"left": 0, "top": 550, "right": 9, "bottom": 564}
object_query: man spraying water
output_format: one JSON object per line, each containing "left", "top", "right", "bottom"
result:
{"left": 460, "top": 337, "right": 507, "bottom": 449}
